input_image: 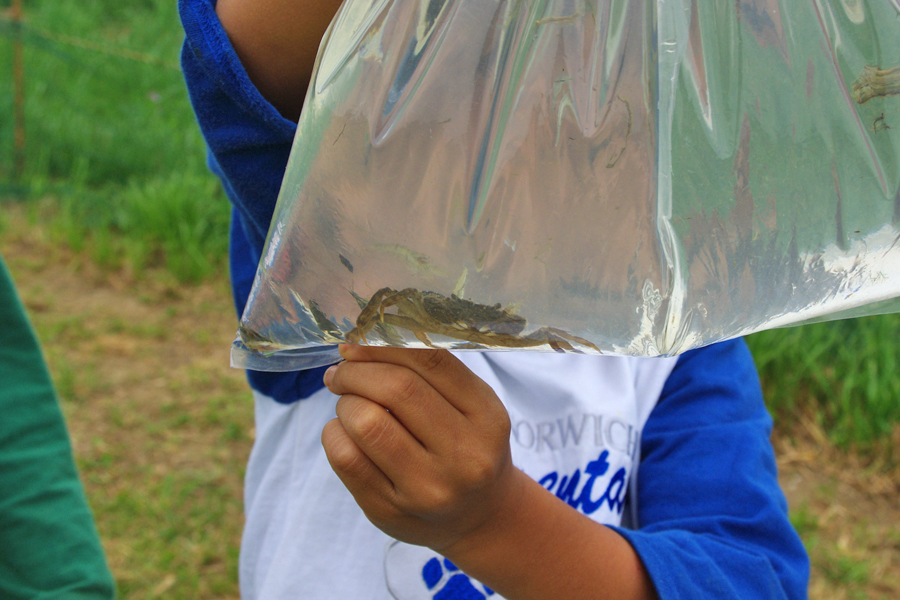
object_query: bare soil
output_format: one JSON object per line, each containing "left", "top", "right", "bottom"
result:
{"left": 2, "top": 211, "right": 898, "bottom": 599}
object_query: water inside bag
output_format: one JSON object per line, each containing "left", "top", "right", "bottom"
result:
{"left": 232, "top": 0, "right": 900, "bottom": 371}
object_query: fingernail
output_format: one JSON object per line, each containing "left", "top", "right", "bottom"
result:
{"left": 324, "top": 364, "right": 337, "bottom": 387}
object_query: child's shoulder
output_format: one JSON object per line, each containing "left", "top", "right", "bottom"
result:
{"left": 650, "top": 337, "right": 765, "bottom": 430}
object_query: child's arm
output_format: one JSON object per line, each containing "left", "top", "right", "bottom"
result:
{"left": 215, "top": 0, "right": 343, "bottom": 120}
{"left": 611, "top": 340, "right": 809, "bottom": 599}
{"left": 323, "top": 344, "right": 658, "bottom": 600}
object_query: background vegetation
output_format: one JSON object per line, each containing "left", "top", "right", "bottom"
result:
{"left": 1, "top": 0, "right": 898, "bottom": 598}
{"left": 0, "top": 0, "right": 229, "bottom": 282}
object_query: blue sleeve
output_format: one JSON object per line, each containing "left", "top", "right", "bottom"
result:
{"left": 179, "top": 0, "right": 328, "bottom": 402}
{"left": 613, "top": 339, "right": 809, "bottom": 599}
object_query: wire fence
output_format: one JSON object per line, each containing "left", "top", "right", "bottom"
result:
{"left": 1, "top": 5, "right": 180, "bottom": 186}
{"left": 0, "top": 12, "right": 180, "bottom": 70}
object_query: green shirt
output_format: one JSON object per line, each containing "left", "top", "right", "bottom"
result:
{"left": 0, "top": 254, "right": 115, "bottom": 599}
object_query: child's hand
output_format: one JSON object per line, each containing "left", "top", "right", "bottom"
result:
{"left": 322, "top": 345, "right": 656, "bottom": 600}
{"left": 321, "top": 344, "right": 526, "bottom": 553}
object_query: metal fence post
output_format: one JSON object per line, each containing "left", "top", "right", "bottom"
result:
{"left": 12, "top": 0, "right": 26, "bottom": 182}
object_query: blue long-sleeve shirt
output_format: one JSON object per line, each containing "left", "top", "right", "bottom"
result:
{"left": 179, "top": 0, "right": 809, "bottom": 596}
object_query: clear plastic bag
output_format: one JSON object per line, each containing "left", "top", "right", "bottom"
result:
{"left": 233, "top": 0, "right": 900, "bottom": 371}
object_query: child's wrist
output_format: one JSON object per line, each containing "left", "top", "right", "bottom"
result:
{"left": 438, "top": 467, "right": 541, "bottom": 573}
{"left": 436, "top": 471, "right": 656, "bottom": 600}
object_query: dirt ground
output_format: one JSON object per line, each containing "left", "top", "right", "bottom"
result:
{"left": 2, "top": 212, "right": 898, "bottom": 599}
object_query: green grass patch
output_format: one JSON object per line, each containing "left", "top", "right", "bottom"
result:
{"left": 747, "top": 313, "right": 900, "bottom": 455}
{"left": 820, "top": 551, "right": 871, "bottom": 588}
{"left": 0, "top": 0, "right": 230, "bottom": 282}
{"left": 788, "top": 502, "right": 820, "bottom": 540}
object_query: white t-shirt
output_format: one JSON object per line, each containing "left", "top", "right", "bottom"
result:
{"left": 239, "top": 351, "right": 677, "bottom": 600}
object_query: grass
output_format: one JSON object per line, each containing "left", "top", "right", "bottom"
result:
{"left": 789, "top": 502, "right": 820, "bottom": 539}
{"left": 0, "top": 3, "right": 243, "bottom": 588}
{"left": 0, "top": 0, "right": 229, "bottom": 282}
{"left": 1, "top": 218, "right": 252, "bottom": 599}
{"left": 747, "top": 315, "right": 900, "bottom": 457}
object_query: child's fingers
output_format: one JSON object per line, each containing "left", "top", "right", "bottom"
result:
{"left": 321, "top": 416, "right": 396, "bottom": 505}
{"left": 332, "top": 393, "right": 431, "bottom": 484}
{"left": 338, "top": 345, "right": 498, "bottom": 416}
{"left": 325, "top": 359, "right": 467, "bottom": 450}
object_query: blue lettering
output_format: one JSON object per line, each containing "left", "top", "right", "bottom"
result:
{"left": 599, "top": 467, "right": 627, "bottom": 514}
{"left": 575, "top": 450, "right": 610, "bottom": 514}
{"left": 538, "top": 451, "right": 627, "bottom": 516}
{"left": 556, "top": 470, "right": 581, "bottom": 507}
{"left": 539, "top": 472, "right": 558, "bottom": 491}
